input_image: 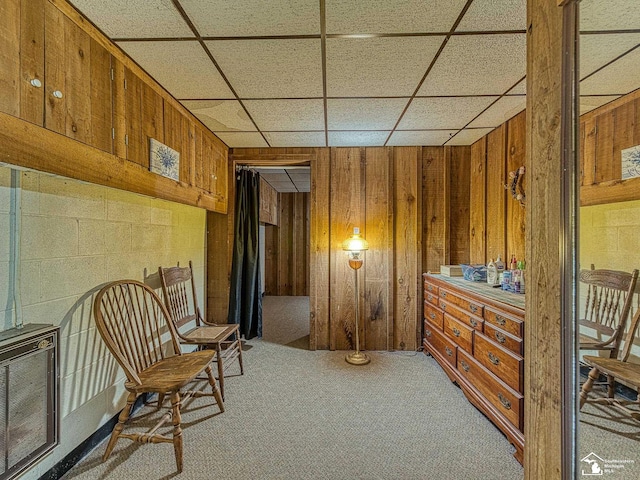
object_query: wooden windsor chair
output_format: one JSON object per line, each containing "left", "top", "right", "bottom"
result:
{"left": 93, "top": 280, "right": 224, "bottom": 473}
{"left": 159, "top": 261, "right": 244, "bottom": 400}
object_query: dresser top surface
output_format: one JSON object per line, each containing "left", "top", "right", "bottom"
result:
{"left": 424, "top": 273, "right": 525, "bottom": 311}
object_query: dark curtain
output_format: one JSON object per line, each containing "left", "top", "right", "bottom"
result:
{"left": 228, "top": 169, "right": 262, "bottom": 339}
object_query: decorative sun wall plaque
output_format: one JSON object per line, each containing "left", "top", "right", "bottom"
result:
{"left": 621, "top": 145, "right": 640, "bottom": 180}
{"left": 149, "top": 138, "right": 180, "bottom": 181}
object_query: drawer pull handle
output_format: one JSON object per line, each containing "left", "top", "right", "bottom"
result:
{"left": 441, "top": 303, "right": 446, "bottom": 310}
{"left": 425, "top": 330, "right": 432, "bottom": 338}
{"left": 470, "top": 304, "right": 479, "bottom": 313}
{"left": 460, "top": 361, "right": 470, "bottom": 372}
{"left": 429, "top": 312, "right": 436, "bottom": 320}
{"left": 428, "top": 294, "right": 433, "bottom": 301}
{"left": 452, "top": 328, "right": 461, "bottom": 337}
{"left": 445, "top": 346, "right": 453, "bottom": 357}
{"left": 498, "top": 393, "right": 512, "bottom": 410}
{"left": 488, "top": 352, "right": 500, "bottom": 365}
{"left": 428, "top": 285, "right": 434, "bottom": 292}
{"left": 441, "top": 291, "right": 447, "bottom": 298}
{"left": 495, "top": 332, "right": 506, "bottom": 344}
{"left": 496, "top": 315, "right": 507, "bottom": 326}
{"left": 469, "top": 318, "right": 478, "bottom": 328}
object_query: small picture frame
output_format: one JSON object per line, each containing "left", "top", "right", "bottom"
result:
{"left": 621, "top": 145, "right": 640, "bottom": 180}
{"left": 149, "top": 138, "right": 180, "bottom": 181}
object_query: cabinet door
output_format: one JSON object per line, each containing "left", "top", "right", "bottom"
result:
{"left": 124, "top": 68, "right": 144, "bottom": 166}
{"left": 210, "top": 137, "right": 228, "bottom": 212}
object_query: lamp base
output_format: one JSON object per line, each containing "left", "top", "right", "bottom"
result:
{"left": 345, "top": 351, "right": 371, "bottom": 365}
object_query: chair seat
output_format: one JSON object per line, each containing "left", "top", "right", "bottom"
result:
{"left": 583, "top": 356, "right": 640, "bottom": 386}
{"left": 131, "top": 350, "right": 216, "bottom": 393}
{"left": 183, "top": 324, "right": 238, "bottom": 344}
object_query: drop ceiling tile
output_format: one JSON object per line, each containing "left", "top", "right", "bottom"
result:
{"left": 255, "top": 168, "right": 286, "bottom": 174}
{"left": 398, "top": 97, "right": 498, "bottom": 130}
{"left": 508, "top": 78, "right": 527, "bottom": 95}
{"left": 580, "top": 0, "right": 640, "bottom": 31}
{"left": 468, "top": 96, "right": 526, "bottom": 128}
{"left": 213, "top": 132, "right": 268, "bottom": 148}
{"left": 327, "top": 98, "right": 408, "bottom": 130}
{"left": 206, "top": 39, "right": 322, "bottom": 98}
{"left": 456, "top": 0, "right": 526, "bottom": 32}
{"left": 580, "top": 34, "right": 640, "bottom": 78}
{"left": 325, "top": 0, "right": 468, "bottom": 34}
{"left": 260, "top": 173, "right": 290, "bottom": 182}
{"left": 180, "top": 0, "right": 320, "bottom": 36}
{"left": 446, "top": 128, "right": 495, "bottom": 146}
{"left": 328, "top": 131, "right": 390, "bottom": 147}
{"left": 181, "top": 100, "right": 255, "bottom": 131}
{"left": 288, "top": 172, "right": 311, "bottom": 181}
{"left": 118, "top": 41, "right": 234, "bottom": 99}
{"left": 418, "top": 34, "right": 526, "bottom": 96}
{"left": 326, "top": 37, "right": 444, "bottom": 97}
{"left": 244, "top": 100, "right": 324, "bottom": 131}
{"left": 70, "top": 0, "right": 193, "bottom": 38}
{"left": 579, "top": 95, "right": 621, "bottom": 115}
{"left": 580, "top": 47, "right": 640, "bottom": 96}
{"left": 264, "top": 131, "right": 326, "bottom": 148}
{"left": 387, "top": 130, "right": 457, "bottom": 146}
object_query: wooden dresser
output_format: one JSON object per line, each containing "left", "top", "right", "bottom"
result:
{"left": 422, "top": 273, "right": 525, "bottom": 464}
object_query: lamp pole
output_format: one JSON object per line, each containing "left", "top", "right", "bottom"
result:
{"left": 345, "top": 253, "right": 370, "bottom": 365}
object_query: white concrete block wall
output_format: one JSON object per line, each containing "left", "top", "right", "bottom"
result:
{"left": 0, "top": 165, "right": 207, "bottom": 478}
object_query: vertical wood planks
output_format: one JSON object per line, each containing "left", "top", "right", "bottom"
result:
{"left": 311, "top": 148, "right": 331, "bottom": 350}
{"left": 142, "top": 82, "right": 164, "bottom": 165}
{"left": 278, "top": 193, "right": 292, "bottom": 294}
{"left": 64, "top": 18, "right": 92, "bottom": 144}
{"left": 112, "top": 58, "right": 126, "bottom": 159}
{"left": 0, "top": 0, "right": 21, "bottom": 118}
{"left": 393, "top": 146, "right": 420, "bottom": 351}
{"left": 470, "top": 138, "right": 487, "bottom": 264}
{"left": 44, "top": 2, "right": 66, "bottom": 134}
{"left": 19, "top": 0, "right": 45, "bottom": 126}
{"left": 449, "top": 146, "right": 471, "bottom": 265}
{"left": 506, "top": 111, "right": 526, "bottom": 261}
{"left": 422, "top": 146, "right": 447, "bottom": 273}
{"left": 594, "top": 112, "right": 614, "bottom": 183}
{"left": 486, "top": 125, "right": 507, "bottom": 262}
{"left": 89, "top": 37, "right": 112, "bottom": 153}
{"left": 124, "top": 67, "right": 144, "bottom": 167}
{"left": 363, "top": 147, "right": 393, "bottom": 351}
{"left": 206, "top": 211, "right": 230, "bottom": 323}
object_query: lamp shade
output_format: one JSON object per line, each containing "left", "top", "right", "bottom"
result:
{"left": 342, "top": 228, "right": 368, "bottom": 252}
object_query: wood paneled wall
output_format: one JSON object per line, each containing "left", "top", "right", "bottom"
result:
{"left": 259, "top": 177, "right": 278, "bottom": 225}
{"left": 264, "top": 193, "right": 310, "bottom": 296}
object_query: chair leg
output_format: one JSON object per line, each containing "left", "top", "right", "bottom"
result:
{"left": 157, "top": 392, "right": 165, "bottom": 409}
{"left": 238, "top": 338, "right": 245, "bottom": 375}
{"left": 216, "top": 344, "right": 225, "bottom": 401}
{"left": 170, "top": 391, "right": 184, "bottom": 473}
{"left": 580, "top": 367, "right": 599, "bottom": 409}
{"left": 607, "top": 374, "right": 615, "bottom": 398}
{"left": 103, "top": 391, "right": 136, "bottom": 461}
{"left": 205, "top": 364, "right": 225, "bottom": 413}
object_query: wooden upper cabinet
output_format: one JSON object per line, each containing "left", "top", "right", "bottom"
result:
{"left": 44, "top": 1, "right": 113, "bottom": 152}
{"left": 0, "top": 0, "right": 45, "bottom": 126}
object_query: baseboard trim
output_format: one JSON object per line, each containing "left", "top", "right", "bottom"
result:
{"left": 39, "top": 393, "right": 152, "bottom": 480}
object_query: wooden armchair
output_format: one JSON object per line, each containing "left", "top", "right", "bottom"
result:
{"left": 580, "top": 305, "right": 640, "bottom": 417}
{"left": 93, "top": 280, "right": 224, "bottom": 473}
{"left": 579, "top": 268, "right": 639, "bottom": 396}
{"left": 159, "top": 261, "right": 244, "bottom": 400}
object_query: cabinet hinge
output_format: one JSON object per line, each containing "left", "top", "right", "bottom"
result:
{"left": 110, "top": 68, "right": 114, "bottom": 81}
{"left": 112, "top": 128, "right": 115, "bottom": 140}
{"left": 125, "top": 134, "right": 129, "bottom": 146}
{"left": 124, "top": 78, "right": 127, "bottom": 90}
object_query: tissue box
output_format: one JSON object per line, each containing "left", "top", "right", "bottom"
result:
{"left": 440, "top": 265, "right": 463, "bottom": 277}
{"left": 460, "top": 264, "right": 487, "bottom": 282}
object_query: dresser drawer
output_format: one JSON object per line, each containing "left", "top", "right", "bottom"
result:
{"left": 484, "top": 307, "right": 523, "bottom": 339}
{"left": 424, "top": 320, "right": 457, "bottom": 368}
{"left": 443, "top": 314, "right": 474, "bottom": 354}
{"left": 458, "top": 349, "right": 523, "bottom": 431}
{"left": 424, "top": 282, "right": 439, "bottom": 297}
{"left": 424, "top": 301, "right": 444, "bottom": 329}
{"left": 474, "top": 333, "right": 523, "bottom": 393}
{"left": 438, "top": 299, "right": 483, "bottom": 331}
{"left": 424, "top": 290, "right": 439, "bottom": 306}
{"left": 439, "top": 288, "right": 483, "bottom": 317}
{"left": 484, "top": 322, "right": 523, "bottom": 356}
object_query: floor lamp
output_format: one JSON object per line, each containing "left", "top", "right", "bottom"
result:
{"left": 342, "top": 228, "right": 370, "bottom": 365}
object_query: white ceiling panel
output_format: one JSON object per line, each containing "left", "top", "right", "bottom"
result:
{"left": 263, "top": 132, "right": 326, "bottom": 147}
{"left": 468, "top": 96, "right": 526, "bottom": 128}
{"left": 456, "top": 0, "right": 526, "bottom": 32}
{"left": 255, "top": 168, "right": 286, "bottom": 174}
{"left": 325, "top": 0, "right": 468, "bottom": 34}
{"left": 579, "top": 95, "right": 621, "bottom": 115}
{"left": 70, "top": 0, "right": 193, "bottom": 39}
{"left": 446, "top": 128, "right": 495, "bottom": 146}
{"left": 326, "top": 37, "right": 444, "bottom": 97}
{"left": 580, "top": 0, "right": 640, "bottom": 32}
{"left": 206, "top": 39, "right": 323, "bottom": 98}
{"left": 328, "top": 131, "right": 390, "bottom": 147}
{"left": 508, "top": 78, "right": 527, "bottom": 95}
{"left": 580, "top": 34, "right": 640, "bottom": 78}
{"left": 418, "top": 34, "right": 526, "bottom": 96}
{"left": 213, "top": 132, "right": 268, "bottom": 148}
{"left": 118, "top": 41, "right": 234, "bottom": 99}
{"left": 398, "top": 97, "right": 498, "bottom": 130}
{"left": 580, "top": 47, "right": 640, "bottom": 96}
{"left": 180, "top": 100, "right": 255, "bottom": 131}
{"left": 244, "top": 100, "right": 325, "bottom": 131}
{"left": 180, "top": 0, "right": 320, "bottom": 36}
{"left": 387, "top": 130, "right": 457, "bottom": 146}
{"left": 327, "top": 98, "right": 408, "bottom": 130}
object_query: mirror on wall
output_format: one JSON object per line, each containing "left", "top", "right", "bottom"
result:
{"left": 577, "top": 0, "right": 640, "bottom": 477}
